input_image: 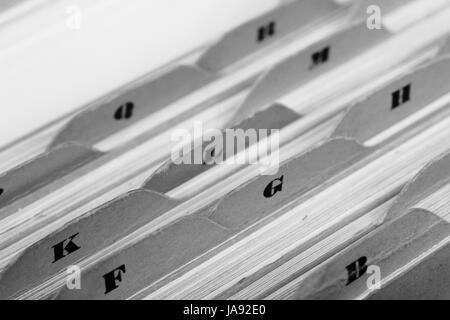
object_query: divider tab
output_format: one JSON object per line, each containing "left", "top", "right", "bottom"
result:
{"left": 333, "top": 57, "right": 450, "bottom": 143}
{"left": 0, "top": 144, "right": 102, "bottom": 209}
{"left": 233, "top": 20, "right": 390, "bottom": 123}
{"left": 294, "top": 208, "right": 450, "bottom": 300}
{"left": 51, "top": 65, "right": 214, "bottom": 149}
{"left": 53, "top": 213, "right": 231, "bottom": 300}
{"left": 386, "top": 151, "right": 450, "bottom": 222}
{"left": 197, "top": 0, "right": 344, "bottom": 73}
{"left": 144, "top": 104, "right": 300, "bottom": 194}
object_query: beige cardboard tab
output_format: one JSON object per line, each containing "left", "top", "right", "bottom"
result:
{"left": 0, "top": 143, "right": 101, "bottom": 209}
{"left": 0, "top": 190, "right": 179, "bottom": 299}
{"left": 295, "top": 208, "right": 450, "bottom": 300}
{"left": 197, "top": 0, "right": 343, "bottom": 73}
{"left": 368, "top": 239, "right": 450, "bottom": 300}
{"left": 52, "top": 214, "right": 231, "bottom": 300}
{"left": 333, "top": 57, "right": 450, "bottom": 143}
{"left": 208, "top": 138, "right": 369, "bottom": 231}
{"left": 387, "top": 151, "right": 450, "bottom": 223}
{"left": 144, "top": 104, "right": 300, "bottom": 194}
{"left": 51, "top": 65, "right": 214, "bottom": 148}
{"left": 234, "top": 21, "right": 389, "bottom": 122}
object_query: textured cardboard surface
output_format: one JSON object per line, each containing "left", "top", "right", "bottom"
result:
{"left": 235, "top": 21, "right": 389, "bottom": 123}
{"left": 51, "top": 65, "right": 214, "bottom": 148}
{"left": 368, "top": 241, "right": 450, "bottom": 300}
{"left": 54, "top": 214, "right": 231, "bottom": 300}
{"left": 0, "top": 143, "right": 102, "bottom": 210}
{"left": 334, "top": 57, "right": 450, "bottom": 143}
{"left": 295, "top": 209, "right": 449, "bottom": 300}
{"left": 198, "top": 0, "right": 342, "bottom": 72}
{"left": 144, "top": 104, "right": 300, "bottom": 194}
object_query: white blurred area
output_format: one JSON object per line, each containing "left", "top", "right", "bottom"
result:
{"left": 0, "top": 0, "right": 279, "bottom": 149}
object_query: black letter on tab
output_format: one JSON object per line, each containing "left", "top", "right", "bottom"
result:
{"left": 257, "top": 21, "right": 276, "bottom": 43}
{"left": 346, "top": 256, "right": 368, "bottom": 285}
{"left": 51, "top": 233, "right": 81, "bottom": 263}
{"left": 310, "top": 46, "right": 330, "bottom": 70}
{"left": 263, "top": 176, "right": 284, "bottom": 198}
{"left": 391, "top": 84, "right": 411, "bottom": 110}
{"left": 114, "top": 102, "right": 134, "bottom": 120}
{"left": 103, "top": 264, "right": 126, "bottom": 294}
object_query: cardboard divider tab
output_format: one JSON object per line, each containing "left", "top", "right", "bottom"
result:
{"left": 387, "top": 151, "right": 450, "bottom": 222}
{"left": 294, "top": 208, "right": 450, "bottom": 300}
{"left": 367, "top": 237, "right": 450, "bottom": 300}
{"left": 53, "top": 214, "right": 231, "bottom": 300}
{"left": 208, "top": 138, "right": 369, "bottom": 231}
{"left": 232, "top": 21, "right": 390, "bottom": 123}
{"left": 197, "top": 0, "right": 344, "bottom": 73}
{"left": 333, "top": 57, "right": 450, "bottom": 143}
{"left": 50, "top": 65, "right": 215, "bottom": 148}
{"left": 0, "top": 144, "right": 102, "bottom": 209}
{"left": 144, "top": 104, "right": 301, "bottom": 194}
